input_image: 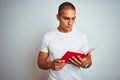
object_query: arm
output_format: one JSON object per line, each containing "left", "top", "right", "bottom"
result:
{"left": 37, "top": 51, "right": 65, "bottom": 70}
{"left": 37, "top": 51, "right": 51, "bottom": 70}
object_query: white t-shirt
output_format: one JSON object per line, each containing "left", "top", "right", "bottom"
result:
{"left": 40, "top": 28, "right": 89, "bottom": 80}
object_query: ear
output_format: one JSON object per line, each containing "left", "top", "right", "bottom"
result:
{"left": 56, "top": 14, "right": 60, "bottom": 20}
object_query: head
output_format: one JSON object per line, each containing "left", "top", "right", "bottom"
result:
{"left": 57, "top": 2, "right": 76, "bottom": 32}
{"left": 57, "top": 2, "right": 76, "bottom": 33}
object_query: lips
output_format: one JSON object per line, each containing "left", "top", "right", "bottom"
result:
{"left": 66, "top": 26, "right": 72, "bottom": 28}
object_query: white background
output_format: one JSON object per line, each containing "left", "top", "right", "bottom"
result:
{"left": 0, "top": 0, "right": 120, "bottom": 80}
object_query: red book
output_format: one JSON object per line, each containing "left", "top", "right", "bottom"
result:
{"left": 61, "top": 46, "right": 96, "bottom": 63}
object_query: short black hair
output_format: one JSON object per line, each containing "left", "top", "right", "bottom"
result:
{"left": 58, "top": 2, "right": 76, "bottom": 15}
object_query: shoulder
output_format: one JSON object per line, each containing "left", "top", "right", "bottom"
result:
{"left": 43, "top": 29, "right": 57, "bottom": 40}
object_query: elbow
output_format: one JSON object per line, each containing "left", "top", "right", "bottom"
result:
{"left": 37, "top": 59, "right": 41, "bottom": 69}
{"left": 37, "top": 59, "right": 49, "bottom": 70}
{"left": 37, "top": 58, "right": 43, "bottom": 69}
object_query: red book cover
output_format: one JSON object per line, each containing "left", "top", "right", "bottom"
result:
{"left": 61, "top": 46, "right": 96, "bottom": 63}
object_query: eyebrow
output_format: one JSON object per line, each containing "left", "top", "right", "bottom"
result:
{"left": 63, "top": 16, "right": 76, "bottom": 20}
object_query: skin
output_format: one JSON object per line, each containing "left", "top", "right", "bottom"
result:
{"left": 37, "top": 9, "right": 92, "bottom": 71}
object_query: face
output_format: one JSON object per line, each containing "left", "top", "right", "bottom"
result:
{"left": 57, "top": 9, "right": 76, "bottom": 33}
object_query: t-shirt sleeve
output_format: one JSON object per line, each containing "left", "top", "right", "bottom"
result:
{"left": 40, "top": 34, "right": 49, "bottom": 53}
{"left": 81, "top": 34, "right": 89, "bottom": 52}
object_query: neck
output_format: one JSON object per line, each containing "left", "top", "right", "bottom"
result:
{"left": 57, "top": 26, "right": 72, "bottom": 33}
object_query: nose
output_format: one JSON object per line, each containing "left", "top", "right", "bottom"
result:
{"left": 68, "top": 20, "right": 72, "bottom": 25}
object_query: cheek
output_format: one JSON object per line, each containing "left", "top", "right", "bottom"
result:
{"left": 72, "top": 20, "right": 75, "bottom": 24}
{"left": 72, "top": 20, "right": 75, "bottom": 23}
{"left": 61, "top": 20, "right": 67, "bottom": 25}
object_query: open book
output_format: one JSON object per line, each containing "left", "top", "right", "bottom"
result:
{"left": 61, "top": 46, "right": 96, "bottom": 63}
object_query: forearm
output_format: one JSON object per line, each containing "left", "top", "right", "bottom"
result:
{"left": 37, "top": 51, "right": 52, "bottom": 70}
{"left": 37, "top": 60, "right": 51, "bottom": 70}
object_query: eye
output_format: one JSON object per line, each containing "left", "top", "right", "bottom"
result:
{"left": 72, "top": 17, "right": 76, "bottom": 20}
{"left": 64, "top": 17, "right": 70, "bottom": 20}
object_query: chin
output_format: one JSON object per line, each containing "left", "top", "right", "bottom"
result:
{"left": 65, "top": 28, "right": 72, "bottom": 32}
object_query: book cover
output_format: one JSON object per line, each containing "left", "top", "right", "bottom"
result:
{"left": 61, "top": 46, "right": 96, "bottom": 63}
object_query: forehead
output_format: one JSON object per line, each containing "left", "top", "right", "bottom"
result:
{"left": 60, "top": 9, "right": 76, "bottom": 17}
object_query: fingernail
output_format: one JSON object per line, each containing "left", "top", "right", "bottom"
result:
{"left": 83, "top": 58, "right": 86, "bottom": 61}
{"left": 72, "top": 56, "right": 75, "bottom": 58}
{"left": 77, "top": 56, "right": 80, "bottom": 58}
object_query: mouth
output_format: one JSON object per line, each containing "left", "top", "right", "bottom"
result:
{"left": 66, "top": 26, "right": 72, "bottom": 28}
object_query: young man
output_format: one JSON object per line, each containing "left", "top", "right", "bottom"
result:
{"left": 37, "top": 2, "right": 92, "bottom": 80}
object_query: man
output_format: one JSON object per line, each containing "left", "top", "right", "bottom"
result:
{"left": 37, "top": 2, "right": 92, "bottom": 80}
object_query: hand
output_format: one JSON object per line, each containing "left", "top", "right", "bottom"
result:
{"left": 69, "top": 53, "right": 92, "bottom": 68}
{"left": 50, "top": 59, "right": 65, "bottom": 71}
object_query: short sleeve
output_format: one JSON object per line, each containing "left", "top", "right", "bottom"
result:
{"left": 40, "top": 34, "right": 49, "bottom": 52}
{"left": 81, "top": 34, "right": 89, "bottom": 52}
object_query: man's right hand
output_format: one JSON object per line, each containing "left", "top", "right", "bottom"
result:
{"left": 49, "top": 59, "right": 65, "bottom": 71}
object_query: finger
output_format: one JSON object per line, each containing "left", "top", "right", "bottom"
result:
{"left": 71, "top": 56, "right": 81, "bottom": 65}
{"left": 55, "top": 60, "right": 65, "bottom": 64}
{"left": 77, "top": 56, "right": 83, "bottom": 62}
{"left": 58, "top": 60, "right": 65, "bottom": 63}
{"left": 54, "top": 65, "right": 61, "bottom": 70}
{"left": 83, "top": 57, "right": 87, "bottom": 61}
{"left": 69, "top": 58, "right": 78, "bottom": 66}
{"left": 53, "top": 62, "right": 62, "bottom": 66}
{"left": 54, "top": 65, "right": 65, "bottom": 71}
{"left": 53, "top": 61, "right": 65, "bottom": 66}
{"left": 87, "top": 52, "right": 91, "bottom": 56}
{"left": 54, "top": 59, "right": 65, "bottom": 63}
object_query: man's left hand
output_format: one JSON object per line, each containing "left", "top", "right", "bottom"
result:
{"left": 68, "top": 53, "right": 92, "bottom": 68}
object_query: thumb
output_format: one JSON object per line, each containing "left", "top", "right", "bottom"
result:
{"left": 86, "top": 52, "right": 91, "bottom": 56}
